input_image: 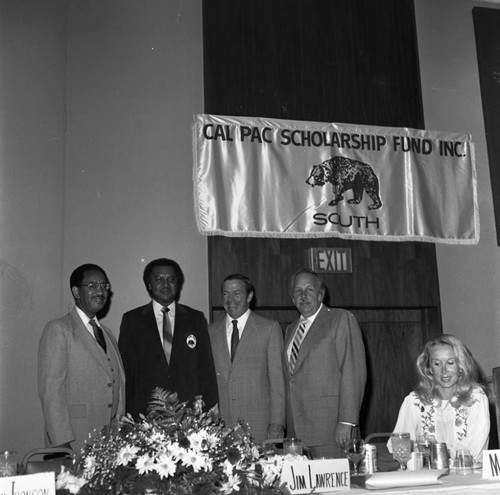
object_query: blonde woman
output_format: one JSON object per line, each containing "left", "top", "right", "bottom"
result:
{"left": 391, "top": 334, "right": 489, "bottom": 463}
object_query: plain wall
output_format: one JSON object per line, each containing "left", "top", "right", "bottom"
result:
{"left": 63, "top": 0, "right": 208, "bottom": 330}
{"left": 0, "top": 0, "right": 66, "bottom": 456}
{"left": 1, "top": 0, "right": 500, "bottom": 457}
{"left": 0, "top": 0, "right": 208, "bottom": 455}
{"left": 415, "top": 0, "right": 500, "bottom": 377}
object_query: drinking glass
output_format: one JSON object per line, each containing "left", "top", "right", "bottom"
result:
{"left": 417, "top": 434, "right": 436, "bottom": 469}
{"left": 0, "top": 451, "right": 17, "bottom": 477}
{"left": 343, "top": 439, "right": 366, "bottom": 476}
{"left": 454, "top": 449, "right": 473, "bottom": 475}
{"left": 283, "top": 438, "right": 303, "bottom": 456}
{"left": 391, "top": 433, "right": 412, "bottom": 471}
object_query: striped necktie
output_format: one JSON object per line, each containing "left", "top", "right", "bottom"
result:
{"left": 162, "top": 307, "right": 173, "bottom": 363}
{"left": 289, "top": 319, "right": 308, "bottom": 373}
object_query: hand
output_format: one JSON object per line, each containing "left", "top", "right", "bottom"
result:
{"left": 267, "top": 424, "right": 285, "bottom": 439}
{"left": 335, "top": 423, "right": 353, "bottom": 449}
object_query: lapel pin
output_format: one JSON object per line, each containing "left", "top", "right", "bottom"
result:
{"left": 186, "top": 334, "right": 197, "bottom": 349}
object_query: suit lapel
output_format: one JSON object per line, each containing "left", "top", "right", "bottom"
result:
{"left": 141, "top": 303, "right": 163, "bottom": 346}
{"left": 231, "top": 311, "right": 255, "bottom": 367}
{"left": 284, "top": 320, "right": 298, "bottom": 349}
{"left": 171, "top": 303, "right": 193, "bottom": 364}
{"left": 142, "top": 302, "right": 170, "bottom": 367}
{"left": 70, "top": 309, "right": 112, "bottom": 377}
{"left": 212, "top": 318, "right": 232, "bottom": 369}
{"left": 292, "top": 306, "right": 328, "bottom": 372}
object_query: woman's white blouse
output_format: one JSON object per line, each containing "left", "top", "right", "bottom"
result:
{"left": 390, "top": 386, "right": 490, "bottom": 462}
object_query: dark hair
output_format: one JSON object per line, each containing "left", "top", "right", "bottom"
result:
{"left": 143, "top": 258, "right": 185, "bottom": 292}
{"left": 415, "top": 333, "right": 485, "bottom": 407}
{"left": 70, "top": 264, "right": 108, "bottom": 289}
{"left": 222, "top": 273, "right": 255, "bottom": 296}
{"left": 289, "top": 268, "right": 326, "bottom": 294}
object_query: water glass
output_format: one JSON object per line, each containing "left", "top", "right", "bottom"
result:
{"left": 417, "top": 434, "right": 436, "bottom": 469}
{"left": 454, "top": 449, "right": 473, "bottom": 475}
{"left": 343, "top": 439, "right": 366, "bottom": 476}
{"left": 391, "top": 433, "right": 412, "bottom": 471}
{"left": 0, "top": 451, "right": 17, "bottom": 477}
{"left": 283, "top": 438, "right": 303, "bottom": 456}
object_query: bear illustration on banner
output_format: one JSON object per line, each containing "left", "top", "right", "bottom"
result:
{"left": 306, "top": 156, "right": 382, "bottom": 210}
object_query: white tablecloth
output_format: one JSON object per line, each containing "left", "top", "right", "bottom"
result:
{"left": 347, "top": 472, "right": 500, "bottom": 494}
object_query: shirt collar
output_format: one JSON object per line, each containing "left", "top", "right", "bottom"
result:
{"left": 226, "top": 308, "right": 251, "bottom": 331}
{"left": 152, "top": 299, "right": 176, "bottom": 318}
{"left": 75, "top": 306, "right": 100, "bottom": 327}
{"left": 301, "top": 303, "right": 323, "bottom": 326}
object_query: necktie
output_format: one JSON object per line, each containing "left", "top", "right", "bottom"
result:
{"left": 230, "top": 319, "right": 239, "bottom": 362}
{"left": 89, "top": 319, "right": 107, "bottom": 353}
{"left": 289, "top": 319, "right": 308, "bottom": 373}
{"left": 162, "top": 307, "right": 173, "bottom": 363}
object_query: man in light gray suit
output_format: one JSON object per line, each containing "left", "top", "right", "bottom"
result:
{"left": 38, "top": 264, "right": 125, "bottom": 454}
{"left": 284, "top": 268, "right": 366, "bottom": 458}
{"left": 209, "top": 274, "right": 285, "bottom": 442}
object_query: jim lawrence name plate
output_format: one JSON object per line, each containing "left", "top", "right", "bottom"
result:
{"left": 281, "top": 458, "right": 350, "bottom": 493}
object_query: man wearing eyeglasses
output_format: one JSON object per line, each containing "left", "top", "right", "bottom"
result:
{"left": 38, "top": 264, "right": 125, "bottom": 454}
{"left": 118, "top": 258, "right": 218, "bottom": 419}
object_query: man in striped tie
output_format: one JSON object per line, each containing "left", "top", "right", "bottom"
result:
{"left": 283, "top": 268, "right": 366, "bottom": 458}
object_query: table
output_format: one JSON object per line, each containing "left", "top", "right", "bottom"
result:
{"left": 346, "top": 472, "right": 500, "bottom": 494}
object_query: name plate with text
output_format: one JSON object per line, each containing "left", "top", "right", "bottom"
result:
{"left": 0, "top": 472, "right": 55, "bottom": 495}
{"left": 280, "top": 458, "right": 350, "bottom": 493}
{"left": 483, "top": 449, "right": 500, "bottom": 478}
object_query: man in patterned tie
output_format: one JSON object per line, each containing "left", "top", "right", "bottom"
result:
{"left": 119, "top": 258, "right": 218, "bottom": 419}
{"left": 283, "top": 268, "right": 367, "bottom": 458}
{"left": 209, "top": 274, "right": 285, "bottom": 442}
{"left": 38, "top": 264, "right": 125, "bottom": 454}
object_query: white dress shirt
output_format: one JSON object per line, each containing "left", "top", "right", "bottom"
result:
{"left": 225, "top": 308, "right": 250, "bottom": 353}
{"left": 75, "top": 306, "right": 103, "bottom": 340}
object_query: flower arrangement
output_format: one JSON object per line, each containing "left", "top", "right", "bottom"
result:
{"left": 56, "top": 389, "right": 294, "bottom": 495}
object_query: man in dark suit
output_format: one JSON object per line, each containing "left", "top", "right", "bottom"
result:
{"left": 119, "top": 258, "right": 218, "bottom": 418}
{"left": 38, "top": 264, "right": 125, "bottom": 454}
{"left": 283, "top": 268, "right": 366, "bottom": 458}
{"left": 209, "top": 274, "right": 285, "bottom": 442}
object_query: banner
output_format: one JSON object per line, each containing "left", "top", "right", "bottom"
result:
{"left": 193, "top": 114, "right": 479, "bottom": 244}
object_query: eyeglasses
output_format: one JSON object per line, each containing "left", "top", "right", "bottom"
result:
{"left": 79, "top": 282, "right": 110, "bottom": 291}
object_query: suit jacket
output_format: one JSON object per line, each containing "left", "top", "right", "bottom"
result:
{"left": 119, "top": 302, "right": 218, "bottom": 418}
{"left": 283, "top": 305, "right": 366, "bottom": 453}
{"left": 209, "top": 311, "right": 285, "bottom": 442}
{"left": 38, "top": 308, "right": 125, "bottom": 453}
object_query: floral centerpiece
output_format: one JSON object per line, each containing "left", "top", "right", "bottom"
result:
{"left": 56, "top": 390, "right": 296, "bottom": 495}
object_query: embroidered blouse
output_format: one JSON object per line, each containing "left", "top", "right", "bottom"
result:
{"left": 391, "top": 386, "right": 489, "bottom": 462}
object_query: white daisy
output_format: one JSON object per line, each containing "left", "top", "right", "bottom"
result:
{"left": 116, "top": 444, "right": 139, "bottom": 466}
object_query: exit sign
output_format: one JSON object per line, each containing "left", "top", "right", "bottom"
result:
{"left": 309, "top": 248, "right": 352, "bottom": 273}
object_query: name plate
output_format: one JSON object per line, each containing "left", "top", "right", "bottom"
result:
{"left": 0, "top": 472, "right": 55, "bottom": 495}
{"left": 483, "top": 449, "right": 500, "bottom": 478}
{"left": 280, "top": 458, "right": 350, "bottom": 493}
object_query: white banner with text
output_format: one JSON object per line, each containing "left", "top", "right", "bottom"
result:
{"left": 193, "top": 114, "right": 479, "bottom": 244}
